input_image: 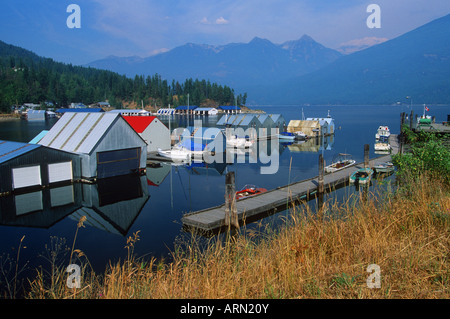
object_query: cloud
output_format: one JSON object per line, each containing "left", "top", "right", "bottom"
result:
{"left": 215, "top": 17, "right": 229, "bottom": 25}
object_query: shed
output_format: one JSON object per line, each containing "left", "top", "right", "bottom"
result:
{"left": 194, "top": 108, "right": 219, "bottom": 116}
{"left": 123, "top": 116, "right": 170, "bottom": 153}
{"left": 38, "top": 112, "right": 147, "bottom": 180}
{"left": 27, "top": 110, "right": 46, "bottom": 121}
{"left": 306, "top": 111, "right": 335, "bottom": 135}
{"left": 109, "top": 109, "right": 150, "bottom": 116}
{"left": 0, "top": 140, "right": 81, "bottom": 194}
{"left": 218, "top": 106, "right": 241, "bottom": 114}
{"left": 176, "top": 105, "right": 198, "bottom": 114}
{"left": 287, "top": 120, "right": 321, "bottom": 137}
{"left": 269, "top": 114, "right": 287, "bottom": 131}
{"left": 217, "top": 114, "right": 260, "bottom": 139}
{"left": 185, "top": 126, "right": 226, "bottom": 152}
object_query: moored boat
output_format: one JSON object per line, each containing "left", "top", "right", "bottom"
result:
{"left": 373, "top": 162, "right": 394, "bottom": 174}
{"left": 325, "top": 153, "right": 356, "bottom": 173}
{"left": 235, "top": 184, "right": 267, "bottom": 200}
{"left": 350, "top": 167, "right": 374, "bottom": 185}
{"left": 278, "top": 132, "right": 296, "bottom": 141}
{"left": 375, "top": 126, "right": 390, "bottom": 141}
{"left": 157, "top": 148, "right": 190, "bottom": 162}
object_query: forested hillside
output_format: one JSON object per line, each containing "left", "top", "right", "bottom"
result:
{"left": 0, "top": 40, "right": 246, "bottom": 113}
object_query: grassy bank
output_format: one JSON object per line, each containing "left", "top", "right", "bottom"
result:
{"left": 26, "top": 171, "right": 449, "bottom": 299}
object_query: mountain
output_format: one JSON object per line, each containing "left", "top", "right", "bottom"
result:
{"left": 264, "top": 14, "right": 450, "bottom": 105}
{"left": 87, "top": 35, "right": 342, "bottom": 92}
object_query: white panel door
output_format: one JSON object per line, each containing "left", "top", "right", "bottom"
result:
{"left": 48, "top": 162, "right": 73, "bottom": 183}
{"left": 12, "top": 166, "right": 42, "bottom": 189}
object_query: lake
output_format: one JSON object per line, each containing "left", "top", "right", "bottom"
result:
{"left": 0, "top": 104, "right": 449, "bottom": 279}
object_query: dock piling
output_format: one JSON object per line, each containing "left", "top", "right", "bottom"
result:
{"left": 318, "top": 154, "right": 324, "bottom": 194}
{"left": 364, "top": 144, "right": 370, "bottom": 168}
{"left": 225, "top": 172, "right": 239, "bottom": 228}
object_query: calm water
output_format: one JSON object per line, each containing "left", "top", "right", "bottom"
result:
{"left": 0, "top": 104, "right": 449, "bottom": 278}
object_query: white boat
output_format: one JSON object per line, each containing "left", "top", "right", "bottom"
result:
{"left": 375, "top": 126, "right": 390, "bottom": 141}
{"left": 374, "top": 142, "right": 391, "bottom": 152}
{"left": 373, "top": 162, "right": 395, "bottom": 174}
{"left": 227, "top": 135, "right": 254, "bottom": 148}
{"left": 157, "top": 148, "right": 190, "bottom": 162}
{"left": 294, "top": 131, "right": 308, "bottom": 140}
{"left": 325, "top": 153, "right": 356, "bottom": 173}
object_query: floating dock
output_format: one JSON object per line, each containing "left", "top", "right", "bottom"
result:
{"left": 182, "top": 135, "right": 399, "bottom": 233}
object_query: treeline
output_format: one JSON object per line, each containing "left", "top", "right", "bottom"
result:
{"left": 0, "top": 41, "right": 247, "bottom": 112}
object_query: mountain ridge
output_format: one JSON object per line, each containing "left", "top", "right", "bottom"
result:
{"left": 86, "top": 35, "right": 343, "bottom": 90}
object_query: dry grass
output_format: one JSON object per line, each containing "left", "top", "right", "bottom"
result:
{"left": 27, "top": 173, "right": 450, "bottom": 299}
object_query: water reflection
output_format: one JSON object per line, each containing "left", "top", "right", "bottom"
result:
{"left": 0, "top": 174, "right": 150, "bottom": 236}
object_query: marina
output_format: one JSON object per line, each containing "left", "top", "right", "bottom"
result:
{"left": 0, "top": 104, "right": 447, "bottom": 275}
{"left": 182, "top": 134, "right": 400, "bottom": 232}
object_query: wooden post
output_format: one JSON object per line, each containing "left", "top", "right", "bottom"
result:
{"left": 225, "top": 172, "right": 238, "bottom": 228}
{"left": 364, "top": 144, "right": 370, "bottom": 168}
{"left": 410, "top": 110, "right": 414, "bottom": 130}
{"left": 318, "top": 154, "right": 324, "bottom": 194}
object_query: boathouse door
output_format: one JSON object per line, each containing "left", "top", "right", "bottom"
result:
{"left": 96, "top": 148, "right": 141, "bottom": 179}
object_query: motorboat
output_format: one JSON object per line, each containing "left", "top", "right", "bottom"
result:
{"left": 374, "top": 142, "right": 391, "bottom": 152}
{"left": 373, "top": 162, "right": 395, "bottom": 174}
{"left": 325, "top": 153, "right": 356, "bottom": 173}
{"left": 227, "top": 135, "right": 254, "bottom": 148}
{"left": 157, "top": 148, "right": 190, "bottom": 162}
{"left": 350, "top": 167, "right": 374, "bottom": 185}
{"left": 235, "top": 185, "right": 267, "bottom": 200}
{"left": 278, "top": 132, "right": 296, "bottom": 141}
{"left": 294, "top": 131, "right": 308, "bottom": 140}
{"left": 375, "top": 126, "right": 390, "bottom": 141}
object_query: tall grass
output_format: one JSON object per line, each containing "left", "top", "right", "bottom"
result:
{"left": 27, "top": 173, "right": 449, "bottom": 299}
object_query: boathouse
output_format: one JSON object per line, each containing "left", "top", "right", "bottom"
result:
{"left": 193, "top": 108, "right": 219, "bottom": 116}
{"left": 27, "top": 110, "right": 47, "bottom": 121}
{"left": 123, "top": 116, "right": 170, "bottom": 153}
{"left": 218, "top": 105, "right": 241, "bottom": 114}
{"left": 0, "top": 140, "right": 81, "bottom": 194}
{"left": 269, "top": 114, "right": 287, "bottom": 131}
{"left": 37, "top": 112, "right": 147, "bottom": 180}
{"left": 287, "top": 120, "right": 322, "bottom": 137}
{"left": 306, "top": 113, "right": 335, "bottom": 135}
{"left": 184, "top": 126, "right": 226, "bottom": 153}
{"left": 109, "top": 109, "right": 150, "bottom": 116}
{"left": 176, "top": 105, "right": 198, "bottom": 115}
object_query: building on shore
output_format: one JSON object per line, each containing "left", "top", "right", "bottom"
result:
{"left": 37, "top": 112, "right": 147, "bottom": 180}
{"left": 123, "top": 116, "right": 170, "bottom": 154}
{"left": 0, "top": 140, "right": 81, "bottom": 194}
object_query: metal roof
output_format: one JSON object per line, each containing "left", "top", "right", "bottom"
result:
{"left": 176, "top": 105, "right": 198, "bottom": 110}
{"left": 29, "top": 130, "right": 49, "bottom": 144}
{"left": 123, "top": 116, "right": 157, "bottom": 133}
{"left": 0, "top": 140, "right": 41, "bottom": 164}
{"left": 38, "top": 112, "right": 120, "bottom": 154}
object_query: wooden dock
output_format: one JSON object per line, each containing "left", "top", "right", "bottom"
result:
{"left": 182, "top": 135, "right": 400, "bottom": 233}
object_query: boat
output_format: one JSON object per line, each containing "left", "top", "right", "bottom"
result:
{"left": 350, "top": 167, "right": 374, "bottom": 185}
{"left": 235, "top": 184, "right": 267, "bottom": 200}
{"left": 294, "top": 131, "right": 308, "bottom": 140}
{"left": 374, "top": 141, "right": 391, "bottom": 152}
{"left": 157, "top": 148, "right": 190, "bottom": 162}
{"left": 179, "top": 139, "right": 207, "bottom": 157}
{"left": 278, "top": 132, "right": 296, "bottom": 141}
{"left": 325, "top": 153, "right": 356, "bottom": 173}
{"left": 375, "top": 126, "right": 390, "bottom": 141}
{"left": 227, "top": 135, "right": 254, "bottom": 148}
{"left": 373, "top": 162, "right": 394, "bottom": 174}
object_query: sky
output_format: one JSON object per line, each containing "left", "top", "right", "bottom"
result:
{"left": 0, "top": 0, "right": 449, "bottom": 65}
